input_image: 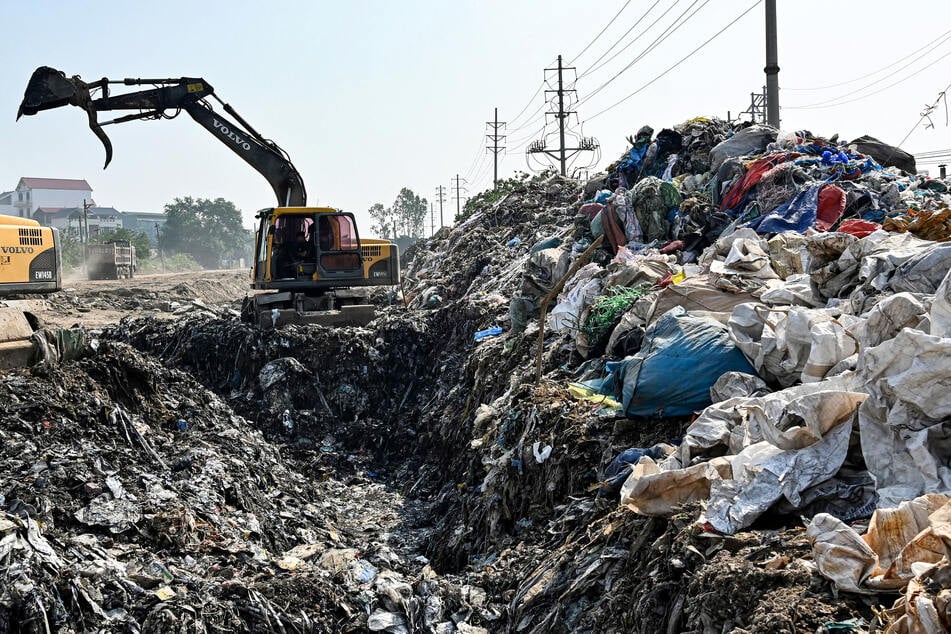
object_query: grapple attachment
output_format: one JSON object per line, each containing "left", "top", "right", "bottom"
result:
{"left": 17, "top": 66, "right": 113, "bottom": 167}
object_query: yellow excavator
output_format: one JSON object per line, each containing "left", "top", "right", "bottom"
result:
{"left": 17, "top": 66, "right": 399, "bottom": 327}
{"left": 0, "top": 214, "right": 61, "bottom": 368}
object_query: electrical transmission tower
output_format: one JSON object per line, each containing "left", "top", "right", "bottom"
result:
{"left": 486, "top": 107, "right": 506, "bottom": 189}
{"left": 434, "top": 185, "right": 447, "bottom": 228}
{"left": 733, "top": 87, "right": 767, "bottom": 124}
{"left": 451, "top": 174, "right": 468, "bottom": 219}
{"left": 525, "top": 55, "right": 600, "bottom": 177}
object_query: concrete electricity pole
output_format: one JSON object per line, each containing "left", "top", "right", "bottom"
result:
{"left": 434, "top": 185, "right": 447, "bottom": 228}
{"left": 451, "top": 175, "right": 468, "bottom": 219}
{"left": 81, "top": 198, "right": 91, "bottom": 274}
{"left": 430, "top": 201, "right": 435, "bottom": 237}
{"left": 765, "top": 0, "right": 780, "bottom": 127}
{"left": 486, "top": 107, "right": 506, "bottom": 189}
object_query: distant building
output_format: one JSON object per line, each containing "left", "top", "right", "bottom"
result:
{"left": 34, "top": 205, "right": 123, "bottom": 237}
{"left": 33, "top": 207, "right": 74, "bottom": 229}
{"left": 0, "top": 191, "right": 14, "bottom": 217}
{"left": 12, "top": 177, "right": 93, "bottom": 218}
{"left": 120, "top": 211, "right": 166, "bottom": 240}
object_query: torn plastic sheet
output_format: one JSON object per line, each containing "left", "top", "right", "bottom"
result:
{"left": 705, "top": 416, "right": 853, "bottom": 534}
{"left": 665, "top": 375, "right": 859, "bottom": 472}
{"left": 857, "top": 328, "right": 951, "bottom": 508}
{"left": 548, "top": 263, "right": 602, "bottom": 333}
{"left": 807, "top": 493, "right": 951, "bottom": 594}
{"left": 729, "top": 303, "right": 863, "bottom": 387}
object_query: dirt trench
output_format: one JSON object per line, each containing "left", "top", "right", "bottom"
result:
{"left": 0, "top": 263, "right": 878, "bottom": 632}
{"left": 95, "top": 291, "right": 877, "bottom": 633}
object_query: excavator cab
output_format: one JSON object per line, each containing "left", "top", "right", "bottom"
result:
{"left": 256, "top": 209, "right": 364, "bottom": 287}
{"left": 247, "top": 207, "right": 400, "bottom": 327}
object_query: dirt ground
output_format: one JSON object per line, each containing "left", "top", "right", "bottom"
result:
{"left": 31, "top": 269, "right": 250, "bottom": 328}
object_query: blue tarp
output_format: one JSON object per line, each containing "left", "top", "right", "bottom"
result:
{"left": 749, "top": 185, "right": 821, "bottom": 234}
{"left": 584, "top": 307, "right": 757, "bottom": 417}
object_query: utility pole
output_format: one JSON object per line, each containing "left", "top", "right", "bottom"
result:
{"left": 486, "top": 107, "right": 506, "bottom": 189}
{"left": 434, "top": 185, "right": 447, "bottom": 228}
{"left": 526, "top": 54, "right": 599, "bottom": 177}
{"left": 430, "top": 201, "right": 435, "bottom": 237}
{"left": 764, "top": 0, "right": 780, "bottom": 127}
{"left": 155, "top": 222, "right": 166, "bottom": 272}
{"left": 556, "top": 56, "right": 567, "bottom": 175}
{"left": 82, "top": 198, "right": 91, "bottom": 274}
{"left": 451, "top": 175, "right": 468, "bottom": 219}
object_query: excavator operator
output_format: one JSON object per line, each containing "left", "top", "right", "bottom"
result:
{"left": 292, "top": 231, "right": 316, "bottom": 261}
{"left": 274, "top": 230, "right": 315, "bottom": 278}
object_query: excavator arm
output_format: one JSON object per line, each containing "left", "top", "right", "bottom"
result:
{"left": 17, "top": 66, "right": 306, "bottom": 206}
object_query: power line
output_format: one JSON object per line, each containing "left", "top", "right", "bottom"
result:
{"left": 786, "top": 34, "right": 951, "bottom": 109}
{"left": 508, "top": 122, "right": 547, "bottom": 151}
{"left": 577, "top": 0, "right": 710, "bottom": 108}
{"left": 577, "top": 0, "right": 666, "bottom": 79}
{"left": 915, "top": 146, "right": 951, "bottom": 156}
{"left": 787, "top": 49, "right": 951, "bottom": 112}
{"left": 568, "top": 0, "right": 634, "bottom": 65}
{"left": 506, "top": 99, "right": 549, "bottom": 135}
{"left": 507, "top": 81, "right": 546, "bottom": 127}
{"left": 786, "top": 29, "right": 951, "bottom": 91}
{"left": 586, "top": 0, "right": 762, "bottom": 121}
{"left": 462, "top": 135, "right": 487, "bottom": 182}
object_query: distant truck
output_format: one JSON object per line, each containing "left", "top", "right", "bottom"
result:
{"left": 86, "top": 240, "right": 136, "bottom": 280}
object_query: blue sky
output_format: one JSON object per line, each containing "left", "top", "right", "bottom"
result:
{"left": 2, "top": 1, "right": 949, "bottom": 235}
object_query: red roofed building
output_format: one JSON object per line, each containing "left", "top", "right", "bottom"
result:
{"left": 13, "top": 177, "right": 93, "bottom": 219}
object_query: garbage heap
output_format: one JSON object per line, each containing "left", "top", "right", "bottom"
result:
{"left": 0, "top": 337, "right": 506, "bottom": 633}
{"left": 398, "top": 119, "right": 951, "bottom": 632}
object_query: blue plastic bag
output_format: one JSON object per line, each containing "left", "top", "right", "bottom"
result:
{"left": 587, "top": 307, "right": 757, "bottom": 417}
{"left": 474, "top": 326, "right": 503, "bottom": 341}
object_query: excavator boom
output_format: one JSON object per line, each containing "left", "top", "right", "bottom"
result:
{"left": 17, "top": 66, "right": 400, "bottom": 330}
{"left": 17, "top": 66, "right": 306, "bottom": 206}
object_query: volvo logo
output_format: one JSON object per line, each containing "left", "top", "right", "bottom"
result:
{"left": 213, "top": 119, "right": 252, "bottom": 151}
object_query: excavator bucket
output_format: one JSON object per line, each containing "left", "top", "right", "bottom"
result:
{"left": 17, "top": 66, "right": 113, "bottom": 167}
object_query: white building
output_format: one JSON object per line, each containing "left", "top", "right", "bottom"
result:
{"left": 12, "top": 177, "right": 93, "bottom": 218}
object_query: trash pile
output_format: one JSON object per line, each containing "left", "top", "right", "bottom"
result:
{"left": 393, "top": 118, "right": 951, "bottom": 631}
{"left": 7, "top": 116, "right": 951, "bottom": 632}
{"left": 0, "top": 340, "right": 504, "bottom": 632}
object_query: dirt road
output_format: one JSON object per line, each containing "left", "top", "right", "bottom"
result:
{"left": 33, "top": 269, "right": 250, "bottom": 328}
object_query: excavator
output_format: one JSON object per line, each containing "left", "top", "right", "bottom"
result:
{"left": 17, "top": 66, "right": 399, "bottom": 327}
{"left": 0, "top": 214, "right": 61, "bottom": 368}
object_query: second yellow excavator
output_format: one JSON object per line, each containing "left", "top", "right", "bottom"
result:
{"left": 18, "top": 66, "right": 399, "bottom": 327}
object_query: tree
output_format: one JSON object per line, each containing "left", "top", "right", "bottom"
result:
{"left": 160, "top": 197, "right": 251, "bottom": 268}
{"left": 94, "top": 227, "right": 151, "bottom": 261}
{"left": 59, "top": 229, "right": 83, "bottom": 270}
{"left": 368, "top": 202, "right": 394, "bottom": 239}
{"left": 390, "top": 188, "right": 428, "bottom": 238}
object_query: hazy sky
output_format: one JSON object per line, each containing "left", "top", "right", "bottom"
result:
{"left": 2, "top": 1, "right": 949, "bottom": 235}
